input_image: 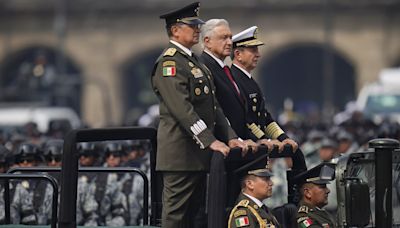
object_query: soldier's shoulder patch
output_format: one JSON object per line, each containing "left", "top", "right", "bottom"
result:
{"left": 237, "top": 199, "right": 249, "bottom": 207}
{"left": 234, "top": 216, "right": 250, "bottom": 227}
{"left": 163, "top": 60, "right": 176, "bottom": 67}
{"left": 163, "top": 48, "right": 177, "bottom": 57}
{"left": 298, "top": 205, "right": 309, "bottom": 213}
{"left": 233, "top": 209, "right": 247, "bottom": 218}
{"left": 298, "top": 217, "right": 314, "bottom": 228}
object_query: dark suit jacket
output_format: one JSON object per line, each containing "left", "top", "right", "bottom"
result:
{"left": 200, "top": 52, "right": 256, "bottom": 141}
{"left": 151, "top": 43, "right": 237, "bottom": 171}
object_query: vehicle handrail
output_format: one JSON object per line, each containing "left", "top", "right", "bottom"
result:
{"left": 0, "top": 173, "right": 58, "bottom": 228}
{"left": 59, "top": 127, "right": 156, "bottom": 228}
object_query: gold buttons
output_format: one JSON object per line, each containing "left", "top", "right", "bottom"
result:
{"left": 195, "top": 88, "right": 201, "bottom": 95}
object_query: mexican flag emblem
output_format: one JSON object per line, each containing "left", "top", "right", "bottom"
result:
{"left": 163, "top": 66, "right": 176, "bottom": 76}
{"left": 235, "top": 216, "right": 249, "bottom": 227}
{"left": 301, "top": 218, "right": 313, "bottom": 228}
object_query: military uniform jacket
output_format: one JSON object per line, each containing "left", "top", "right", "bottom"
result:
{"left": 200, "top": 52, "right": 255, "bottom": 141}
{"left": 151, "top": 42, "right": 237, "bottom": 171}
{"left": 228, "top": 193, "right": 280, "bottom": 228}
{"left": 231, "top": 64, "right": 287, "bottom": 141}
{"left": 296, "top": 201, "right": 336, "bottom": 228}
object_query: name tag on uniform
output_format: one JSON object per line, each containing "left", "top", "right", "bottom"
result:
{"left": 191, "top": 67, "right": 203, "bottom": 78}
{"left": 249, "top": 93, "right": 257, "bottom": 98}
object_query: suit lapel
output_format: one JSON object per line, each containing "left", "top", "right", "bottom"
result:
{"left": 202, "top": 52, "right": 245, "bottom": 108}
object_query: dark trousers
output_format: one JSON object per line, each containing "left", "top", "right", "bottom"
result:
{"left": 162, "top": 171, "right": 206, "bottom": 228}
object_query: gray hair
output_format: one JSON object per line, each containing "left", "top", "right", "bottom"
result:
{"left": 200, "top": 19, "right": 230, "bottom": 48}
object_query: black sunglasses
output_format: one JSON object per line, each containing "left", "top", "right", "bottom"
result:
{"left": 46, "top": 156, "right": 62, "bottom": 162}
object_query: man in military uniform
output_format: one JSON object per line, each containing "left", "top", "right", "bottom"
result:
{"left": 76, "top": 142, "right": 99, "bottom": 226}
{"left": 11, "top": 143, "right": 42, "bottom": 225}
{"left": 228, "top": 167, "right": 280, "bottom": 228}
{"left": 294, "top": 163, "right": 337, "bottom": 228}
{"left": 0, "top": 145, "right": 11, "bottom": 224}
{"left": 38, "top": 139, "right": 63, "bottom": 224}
{"left": 97, "top": 142, "right": 128, "bottom": 226}
{"left": 231, "top": 26, "right": 298, "bottom": 151}
{"left": 152, "top": 2, "right": 247, "bottom": 227}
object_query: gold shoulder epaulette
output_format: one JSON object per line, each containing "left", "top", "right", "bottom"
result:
{"left": 163, "top": 48, "right": 177, "bottom": 57}
{"left": 238, "top": 199, "right": 249, "bottom": 207}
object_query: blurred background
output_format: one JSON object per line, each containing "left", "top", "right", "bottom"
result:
{"left": 0, "top": 0, "right": 399, "bottom": 127}
{"left": 1, "top": 1, "right": 400, "bottom": 226}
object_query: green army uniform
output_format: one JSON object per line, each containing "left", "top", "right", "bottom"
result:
{"left": 228, "top": 193, "right": 280, "bottom": 228}
{"left": 296, "top": 201, "right": 336, "bottom": 228}
{"left": 152, "top": 41, "right": 237, "bottom": 227}
{"left": 152, "top": 3, "right": 237, "bottom": 226}
{"left": 292, "top": 163, "right": 337, "bottom": 228}
{"left": 152, "top": 42, "right": 237, "bottom": 171}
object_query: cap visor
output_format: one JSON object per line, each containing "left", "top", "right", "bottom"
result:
{"left": 184, "top": 18, "right": 205, "bottom": 25}
{"left": 312, "top": 180, "right": 330, "bottom": 185}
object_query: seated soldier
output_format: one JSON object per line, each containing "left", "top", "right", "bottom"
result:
{"left": 228, "top": 167, "right": 280, "bottom": 228}
{"left": 293, "top": 163, "right": 337, "bottom": 228}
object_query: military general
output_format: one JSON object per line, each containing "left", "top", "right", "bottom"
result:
{"left": 152, "top": 2, "right": 246, "bottom": 227}
{"left": 294, "top": 163, "right": 337, "bottom": 228}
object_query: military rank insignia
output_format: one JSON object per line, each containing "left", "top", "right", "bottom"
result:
{"left": 191, "top": 67, "right": 203, "bottom": 78}
{"left": 235, "top": 216, "right": 249, "bottom": 227}
{"left": 163, "top": 61, "right": 176, "bottom": 77}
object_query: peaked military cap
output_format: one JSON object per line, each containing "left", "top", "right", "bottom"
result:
{"left": 160, "top": 2, "right": 205, "bottom": 26}
{"left": 232, "top": 26, "right": 264, "bottom": 48}
{"left": 293, "top": 163, "right": 335, "bottom": 186}
{"left": 248, "top": 167, "right": 274, "bottom": 177}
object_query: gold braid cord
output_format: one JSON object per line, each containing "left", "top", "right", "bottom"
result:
{"left": 247, "top": 123, "right": 265, "bottom": 139}
{"left": 265, "top": 122, "right": 284, "bottom": 139}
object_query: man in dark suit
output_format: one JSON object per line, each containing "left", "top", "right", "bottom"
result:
{"left": 231, "top": 26, "right": 298, "bottom": 152}
{"left": 151, "top": 3, "right": 247, "bottom": 228}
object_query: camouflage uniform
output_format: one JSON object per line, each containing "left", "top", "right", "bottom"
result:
{"left": 11, "top": 180, "right": 40, "bottom": 225}
{"left": 76, "top": 174, "right": 99, "bottom": 226}
{"left": 127, "top": 152, "right": 151, "bottom": 225}
{"left": 0, "top": 185, "right": 4, "bottom": 224}
{"left": 96, "top": 172, "right": 128, "bottom": 226}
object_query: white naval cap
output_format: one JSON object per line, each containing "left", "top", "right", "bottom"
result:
{"left": 232, "top": 26, "right": 264, "bottom": 48}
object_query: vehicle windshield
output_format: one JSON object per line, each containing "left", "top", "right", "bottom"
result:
{"left": 365, "top": 95, "right": 400, "bottom": 114}
{"left": 347, "top": 150, "right": 400, "bottom": 226}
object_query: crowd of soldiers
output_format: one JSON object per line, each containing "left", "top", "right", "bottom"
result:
{"left": 0, "top": 122, "right": 151, "bottom": 226}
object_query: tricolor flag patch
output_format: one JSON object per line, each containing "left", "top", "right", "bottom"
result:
{"left": 235, "top": 216, "right": 249, "bottom": 227}
{"left": 301, "top": 218, "right": 313, "bottom": 228}
{"left": 163, "top": 66, "right": 176, "bottom": 76}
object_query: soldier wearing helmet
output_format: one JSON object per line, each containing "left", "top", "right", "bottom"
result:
{"left": 43, "top": 139, "right": 63, "bottom": 167}
{"left": 76, "top": 142, "right": 99, "bottom": 226}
